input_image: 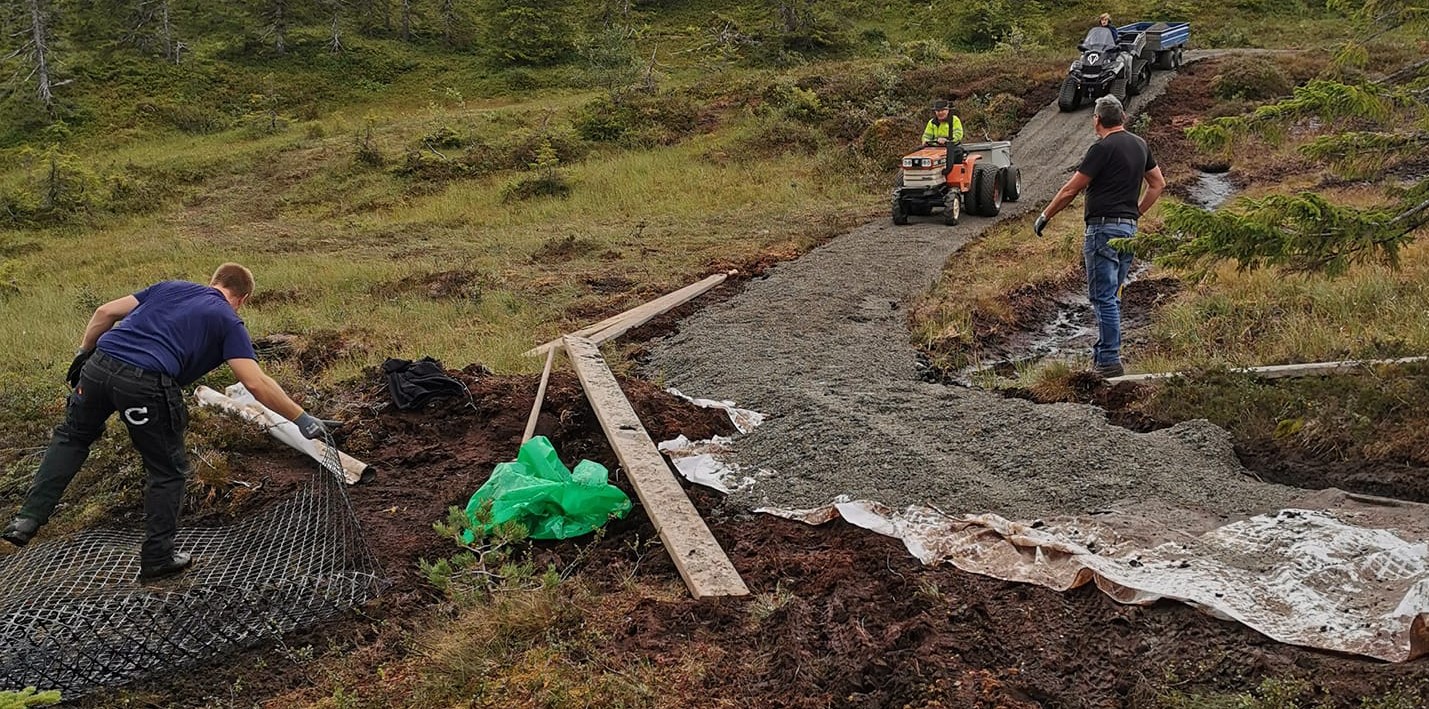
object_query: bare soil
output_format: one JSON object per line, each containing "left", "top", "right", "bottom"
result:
{"left": 85, "top": 364, "right": 1429, "bottom": 708}
{"left": 376, "top": 268, "right": 488, "bottom": 302}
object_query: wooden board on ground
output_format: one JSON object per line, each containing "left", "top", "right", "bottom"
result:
{"left": 563, "top": 335, "right": 750, "bottom": 598}
{"left": 524, "top": 272, "right": 731, "bottom": 358}
{"left": 1108, "top": 356, "right": 1429, "bottom": 384}
{"left": 523, "top": 347, "right": 557, "bottom": 444}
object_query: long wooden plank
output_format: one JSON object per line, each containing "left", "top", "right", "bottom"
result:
{"left": 524, "top": 272, "right": 731, "bottom": 358}
{"left": 563, "top": 335, "right": 749, "bottom": 598}
{"left": 1108, "top": 356, "right": 1429, "bottom": 384}
{"left": 522, "top": 347, "right": 557, "bottom": 444}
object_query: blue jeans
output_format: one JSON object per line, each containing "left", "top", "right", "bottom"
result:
{"left": 1083, "top": 222, "right": 1137, "bottom": 366}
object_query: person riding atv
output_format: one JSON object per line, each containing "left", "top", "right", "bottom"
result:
{"left": 923, "top": 100, "right": 965, "bottom": 174}
{"left": 1059, "top": 20, "right": 1135, "bottom": 109}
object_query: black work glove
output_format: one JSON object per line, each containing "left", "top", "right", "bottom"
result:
{"left": 1033, "top": 213, "right": 1050, "bottom": 237}
{"left": 66, "top": 349, "right": 93, "bottom": 389}
{"left": 294, "top": 412, "right": 341, "bottom": 440}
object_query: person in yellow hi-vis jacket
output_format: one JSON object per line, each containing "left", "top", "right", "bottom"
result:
{"left": 923, "top": 99, "right": 965, "bottom": 175}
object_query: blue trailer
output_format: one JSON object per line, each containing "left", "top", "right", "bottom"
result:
{"left": 1118, "top": 21, "right": 1191, "bottom": 70}
{"left": 1058, "top": 21, "right": 1191, "bottom": 111}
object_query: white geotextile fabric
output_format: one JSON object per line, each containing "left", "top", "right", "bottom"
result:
{"left": 758, "top": 498, "right": 1429, "bottom": 662}
{"left": 658, "top": 393, "right": 1429, "bottom": 662}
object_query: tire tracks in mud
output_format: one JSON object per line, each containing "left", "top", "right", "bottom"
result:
{"left": 643, "top": 52, "right": 1303, "bottom": 524}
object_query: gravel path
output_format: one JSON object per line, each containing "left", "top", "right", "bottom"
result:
{"left": 644, "top": 57, "right": 1301, "bottom": 522}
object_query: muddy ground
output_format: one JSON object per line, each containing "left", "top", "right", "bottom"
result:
{"left": 85, "top": 364, "right": 1429, "bottom": 708}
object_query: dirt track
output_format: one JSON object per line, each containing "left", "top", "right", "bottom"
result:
{"left": 644, "top": 54, "right": 1303, "bottom": 524}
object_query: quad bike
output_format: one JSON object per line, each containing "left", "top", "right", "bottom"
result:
{"left": 1059, "top": 21, "right": 1190, "bottom": 111}
{"left": 891, "top": 140, "right": 1020, "bottom": 226}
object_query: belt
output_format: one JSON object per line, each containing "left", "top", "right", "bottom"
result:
{"left": 1086, "top": 216, "right": 1137, "bottom": 225}
{"left": 91, "top": 350, "right": 166, "bottom": 382}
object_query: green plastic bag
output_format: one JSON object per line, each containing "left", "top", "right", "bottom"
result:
{"left": 463, "top": 436, "right": 631, "bottom": 541}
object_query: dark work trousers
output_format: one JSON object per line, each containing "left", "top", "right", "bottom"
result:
{"left": 20, "top": 350, "right": 190, "bottom": 565}
{"left": 946, "top": 143, "right": 966, "bottom": 168}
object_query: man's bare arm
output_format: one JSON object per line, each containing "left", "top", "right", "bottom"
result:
{"left": 79, "top": 296, "right": 139, "bottom": 350}
{"left": 1043, "top": 172, "right": 1093, "bottom": 220}
{"left": 1139, "top": 166, "right": 1166, "bottom": 216}
{"left": 228, "top": 358, "right": 306, "bottom": 421}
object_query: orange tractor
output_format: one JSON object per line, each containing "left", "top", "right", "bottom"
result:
{"left": 892, "top": 140, "right": 1020, "bottom": 226}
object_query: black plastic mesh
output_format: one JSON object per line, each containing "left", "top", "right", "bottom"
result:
{"left": 0, "top": 448, "right": 386, "bottom": 698}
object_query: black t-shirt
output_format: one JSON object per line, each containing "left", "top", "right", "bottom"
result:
{"left": 1078, "top": 130, "right": 1157, "bottom": 221}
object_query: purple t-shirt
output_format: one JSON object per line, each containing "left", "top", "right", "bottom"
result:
{"left": 97, "top": 281, "right": 257, "bottom": 386}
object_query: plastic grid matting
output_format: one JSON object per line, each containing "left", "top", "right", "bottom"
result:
{"left": 0, "top": 453, "right": 386, "bottom": 697}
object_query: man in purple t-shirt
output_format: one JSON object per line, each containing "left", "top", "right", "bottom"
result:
{"left": 1033, "top": 95, "right": 1166, "bottom": 378}
{"left": 3, "top": 264, "right": 337, "bottom": 581}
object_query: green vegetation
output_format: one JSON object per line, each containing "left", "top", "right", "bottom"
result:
{"left": 1, "top": 0, "right": 1425, "bottom": 706}
{"left": 422, "top": 503, "right": 544, "bottom": 604}
{"left": 1143, "top": 77, "right": 1428, "bottom": 275}
{"left": 1138, "top": 0, "right": 1428, "bottom": 275}
{"left": 911, "top": 210, "right": 1082, "bottom": 372}
{"left": 0, "top": 687, "right": 61, "bottom": 709}
{"left": 1151, "top": 676, "right": 1422, "bottom": 709}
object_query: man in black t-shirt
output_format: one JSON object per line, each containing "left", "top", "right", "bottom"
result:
{"left": 1033, "top": 95, "right": 1166, "bottom": 378}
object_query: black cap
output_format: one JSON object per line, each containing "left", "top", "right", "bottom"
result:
{"left": 931, "top": 99, "right": 950, "bottom": 110}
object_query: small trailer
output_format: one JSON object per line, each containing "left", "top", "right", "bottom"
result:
{"left": 1119, "top": 21, "right": 1191, "bottom": 70}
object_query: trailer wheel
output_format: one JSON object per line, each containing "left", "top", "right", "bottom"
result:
{"left": 973, "top": 164, "right": 1002, "bottom": 217}
{"left": 1057, "top": 76, "right": 1081, "bottom": 112}
{"left": 1003, "top": 166, "right": 1021, "bottom": 202}
{"left": 1153, "top": 50, "right": 1173, "bottom": 70}
{"left": 1173, "top": 47, "right": 1184, "bottom": 68}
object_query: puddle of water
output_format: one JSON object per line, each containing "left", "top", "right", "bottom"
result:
{"left": 1188, "top": 170, "right": 1237, "bottom": 210}
{"left": 954, "top": 263, "right": 1153, "bottom": 383}
{"left": 951, "top": 171, "right": 1243, "bottom": 384}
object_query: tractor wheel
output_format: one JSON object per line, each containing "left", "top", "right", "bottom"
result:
{"left": 1109, "top": 76, "right": 1128, "bottom": 103}
{"left": 892, "top": 198, "right": 908, "bottom": 226}
{"left": 944, "top": 191, "right": 961, "bottom": 226}
{"left": 973, "top": 164, "right": 1002, "bottom": 217}
{"left": 1003, "top": 166, "right": 1021, "bottom": 202}
{"left": 1057, "top": 76, "right": 1080, "bottom": 112}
